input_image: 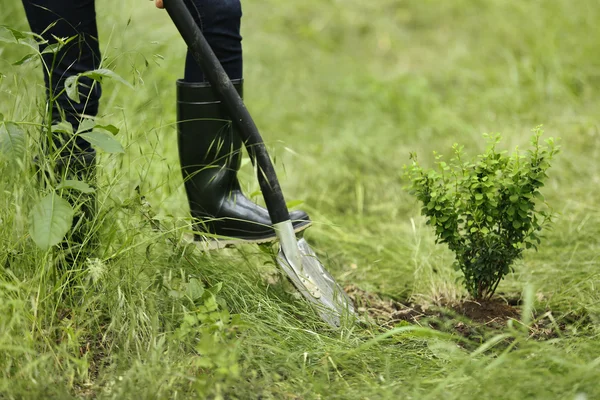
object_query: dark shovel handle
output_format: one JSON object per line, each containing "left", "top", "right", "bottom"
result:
{"left": 164, "top": 0, "right": 290, "bottom": 225}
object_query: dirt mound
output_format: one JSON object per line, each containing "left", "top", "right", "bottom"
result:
{"left": 452, "top": 299, "right": 520, "bottom": 324}
{"left": 345, "top": 285, "right": 563, "bottom": 341}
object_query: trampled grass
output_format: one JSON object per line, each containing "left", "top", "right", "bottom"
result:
{"left": 1, "top": 0, "right": 599, "bottom": 398}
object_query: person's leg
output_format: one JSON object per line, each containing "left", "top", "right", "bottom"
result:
{"left": 176, "top": 0, "right": 310, "bottom": 245}
{"left": 23, "top": 0, "right": 100, "bottom": 259}
{"left": 183, "top": 0, "right": 243, "bottom": 82}
{"left": 22, "top": 0, "right": 101, "bottom": 152}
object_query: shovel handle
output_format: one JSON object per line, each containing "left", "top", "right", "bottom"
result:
{"left": 164, "top": 0, "right": 291, "bottom": 225}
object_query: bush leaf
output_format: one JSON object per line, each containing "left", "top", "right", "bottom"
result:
{"left": 29, "top": 193, "right": 74, "bottom": 250}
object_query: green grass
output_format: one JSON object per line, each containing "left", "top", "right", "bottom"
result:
{"left": 1, "top": 0, "right": 600, "bottom": 398}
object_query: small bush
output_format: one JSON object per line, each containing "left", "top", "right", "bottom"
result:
{"left": 405, "top": 127, "right": 559, "bottom": 300}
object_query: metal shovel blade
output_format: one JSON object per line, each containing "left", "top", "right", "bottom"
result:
{"left": 274, "top": 222, "right": 356, "bottom": 327}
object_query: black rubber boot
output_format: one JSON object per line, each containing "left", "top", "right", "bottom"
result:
{"left": 177, "top": 79, "right": 311, "bottom": 243}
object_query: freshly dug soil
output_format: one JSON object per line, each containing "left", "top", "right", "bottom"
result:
{"left": 451, "top": 299, "right": 520, "bottom": 324}
{"left": 344, "top": 284, "right": 426, "bottom": 328}
{"left": 345, "top": 285, "right": 564, "bottom": 341}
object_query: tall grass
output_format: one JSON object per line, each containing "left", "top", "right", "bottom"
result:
{"left": 1, "top": 0, "right": 599, "bottom": 398}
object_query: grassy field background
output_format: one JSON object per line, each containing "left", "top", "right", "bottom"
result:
{"left": 1, "top": 0, "right": 599, "bottom": 398}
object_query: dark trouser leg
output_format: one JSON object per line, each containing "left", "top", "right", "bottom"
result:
{"left": 183, "top": 0, "right": 243, "bottom": 83}
{"left": 22, "top": 0, "right": 101, "bottom": 152}
{"left": 23, "top": 0, "right": 99, "bottom": 260}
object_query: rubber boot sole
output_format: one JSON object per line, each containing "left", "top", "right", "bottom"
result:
{"left": 185, "top": 219, "right": 312, "bottom": 251}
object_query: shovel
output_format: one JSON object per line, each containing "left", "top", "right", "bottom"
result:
{"left": 164, "top": 0, "right": 356, "bottom": 327}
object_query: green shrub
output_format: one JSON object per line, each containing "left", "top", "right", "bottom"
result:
{"left": 405, "top": 127, "right": 559, "bottom": 300}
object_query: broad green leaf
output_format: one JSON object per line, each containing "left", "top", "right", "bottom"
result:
{"left": 186, "top": 278, "right": 205, "bottom": 301}
{"left": 82, "top": 68, "right": 133, "bottom": 89}
{"left": 0, "top": 26, "right": 26, "bottom": 42}
{"left": 41, "top": 42, "right": 61, "bottom": 55}
{"left": 77, "top": 119, "right": 119, "bottom": 136}
{"left": 0, "top": 26, "right": 38, "bottom": 51}
{"left": 0, "top": 122, "right": 26, "bottom": 160}
{"left": 286, "top": 199, "right": 305, "bottom": 209}
{"left": 207, "top": 281, "right": 223, "bottom": 296}
{"left": 0, "top": 27, "right": 16, "bottom": 43}
{"left": 63, "top": 68, "right": 133, "bottom": 104}
{"left": 13, "top": 53, "right": 37, "bottom": 66}
{"left": 28, "top": 193, "right": 74, "bottom": 250}
{"left": 56, "top": 180, "right": 95, "bottom": 193}
{"left": 1, "top": 26, "right": 27, "bottom": 41}
{"left": 64, "top": 75, "right": 80, "bottom": 103}
{"left": 51, "top": 121, "right": 74, "bottom": 135}
{"left": 77, "top": 118, "right": 96, "bottom": 133}
{"left": 94, "top": 124, "right": 119, "bottom": 135}
{"left": 80, "top": 130, "right": 124, "bottom": 153}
